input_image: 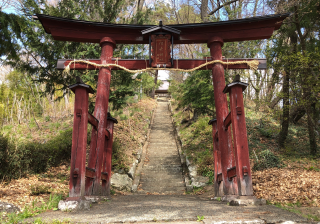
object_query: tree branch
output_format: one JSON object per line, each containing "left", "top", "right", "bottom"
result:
{"left": 208, "top": 0, "right": 239, "bottom": 15}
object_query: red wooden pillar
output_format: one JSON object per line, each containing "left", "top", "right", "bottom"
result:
{"left": 208, "top": 36, "right": 238, "bottom": 196}
{"left": 68, "top": 77, "right": 94, "bottom": 198}
{"left": 101, "top": 113, "right": 118, "bottom": 196}
{"left": 208, "top": 119, "right": 224, "bottom": 197}
{"left": 223, "top": 76, "right": 253, "bottom": 196}
{"left": 85, "top": 37, "right": 115, "bottom": 196}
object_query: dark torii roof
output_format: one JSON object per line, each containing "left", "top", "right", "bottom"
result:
{"left": 34, "top": 13, "right": 289, "bottom": 44}
{"left": 141, "top": 21, "right": 181, "bottom": 40}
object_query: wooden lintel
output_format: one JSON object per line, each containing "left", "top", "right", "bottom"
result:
{"left": 57, "top": 58, "right": 267, "bottom": 70}
{"left": 88, "top": 113, "right": 99, "bottom": 128}
{"left": 37, "top": 13, "right": 289, "bottom": 44}
{"left": 224, "top": 112, "right": 232, "bottom": 130}
{"left": 227, "top": 166, "right": 237, "bottom": 181}
{"left": 85, "top": 167, "right": 96, "bottom": 179}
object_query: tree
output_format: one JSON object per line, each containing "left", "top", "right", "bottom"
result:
{"left": 172, "top": 70, "right": 215, "bottom": 121}
{"left": 0, "top": 11, "right": 25, "bottom": 61}
{"left": 267, "top": 0, "right": 320, "bottom": 155}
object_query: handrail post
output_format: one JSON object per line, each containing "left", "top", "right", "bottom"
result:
{"left": 101, "top": 113, "right": 118, "bottom": 196}
{"left": 223, "top": 75, "right": 253, "bottom": 196}
{"left": 68, "top": 77, "right": 94, "bottom": 199}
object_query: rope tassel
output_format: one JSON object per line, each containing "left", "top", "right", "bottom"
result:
{"left": 63, "top": 59, "right": 260, "bottom": 75}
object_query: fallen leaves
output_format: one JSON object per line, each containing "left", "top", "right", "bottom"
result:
{"left": 252, "top": 168, "right": 320, "bottom": 207}
{"left": 0, "top": 165, "right": 69, "bottom": 209}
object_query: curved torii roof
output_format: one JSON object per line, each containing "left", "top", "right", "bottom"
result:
{"left": 34, "top": 13, "right": 289, "bottom": 44}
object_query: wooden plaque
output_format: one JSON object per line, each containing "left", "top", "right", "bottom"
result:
{"left": 151, "top": 34, "right": 171, "bottom": 68}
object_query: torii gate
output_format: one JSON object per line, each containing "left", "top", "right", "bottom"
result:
{"left": 34, "top": 13, "right": 288, "bottom": 201}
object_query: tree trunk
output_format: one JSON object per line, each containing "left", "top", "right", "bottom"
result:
{"left": 279, "top": 70, "right": 290, "bottom": 148}
{"left": 201, "top": 0, "right": 208, "bottom": 22}
{"left": 290, "top": 105, "right": 305, "bottom": 124}
{"left": 269, "top": 94, "right": 281, "bottom": 109}
{"left": 134, "top": 0, "right": 145, "bottom": 24}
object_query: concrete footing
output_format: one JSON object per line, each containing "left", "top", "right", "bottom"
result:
{"left": 58, "top": 198, "right": 91, "bottom": 211}
{"left": 229, "top": 196, "right": 266, "bottom": 206}
{"left": 214, "top": 195, "right": 266, "bottom": 206}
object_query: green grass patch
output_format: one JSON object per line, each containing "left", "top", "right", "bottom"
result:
{"left": 0, "top": 194, "right": 64, "bottom": 224}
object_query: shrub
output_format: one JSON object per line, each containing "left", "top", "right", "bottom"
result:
{"left": 0, "top": 129, "right": 72, "bottom": 180}
{"left": 253, "top": 150, "right": 283, "bottom": 171}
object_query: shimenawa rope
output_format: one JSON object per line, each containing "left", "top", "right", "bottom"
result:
{"left": 63, "top": 59, "right": 260, "bottom": 75}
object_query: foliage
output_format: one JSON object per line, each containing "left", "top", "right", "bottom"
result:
{"left": 0, "top": 128, "right": 72, "bottom": 180}
{"left": 0, "top": 11, "right": 25, "bottom": 61}
{"left": 112, "top": 137, "right": 129, "bottom": 172}
{"left": 253, "top": 150, "right": 283, "bottom": 171}
{"left": 170, "top": 70, "right": 215, "bottom": 120}
{"left": 197, "top": 215, "right": 204, "bottom": 221}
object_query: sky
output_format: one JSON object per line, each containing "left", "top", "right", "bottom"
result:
{"left": 158, "top": 70, "right": 169, "bottom": 80}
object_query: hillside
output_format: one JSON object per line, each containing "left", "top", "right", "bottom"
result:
{"left": 0, "top": 97, "right": 156, "bottom": 222}
{"left": 170, "top": 99, "right": 320, "bottom": 221}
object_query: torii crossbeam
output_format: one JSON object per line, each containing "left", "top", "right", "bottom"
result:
{"left": 34, "top": 13, "right": 288, "bottom": 202}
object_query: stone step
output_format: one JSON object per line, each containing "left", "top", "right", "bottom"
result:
{"left": 141, "top": 169, "right": 182, "bottom": 177}
{"left": 146, "top": 156, "right": 180, "bottom": 161}
{"left": 147, "top": 149, "right": 177, "bottom": 153}
{"left": 147, "top": 150, "right": 178, "bottom": 154}
{"left": 149, "top": 140, "right": 176, "bottom": 144}
{"left": 137, "top": 101, "right": 186, "bottom": 195}
{"left": 135, "top": 190, "right": 185, "bottom": 195}
{"left": 147, "top": 152, "right": 178, "bottom": 156}
{"left": 148, "top": 141, "right": 176, "bottom": 145}
{"left": 142, "top": 167, "right": 182, "bottom": 173}
{"left": 149, "top": 136, "right": 175, "bottom": 140}
{"left": 140, "top": 178, "right": 185, "bottom": 187}
{"left": 140, "top": 174, "right": 184, "bottom": 181}
{"left": 150, "top": 138, "right": 176, "bottom": 144}
{"left": 147, "top": 145, "right": 177, "bottom": 149}
{"left": 140, "top": 182, "right": 185, "bottom": 189}
{"left": 140, "top": 173, "right": 184, "bottom": 181}
{"left": 145, "top": 158, "right": 181, "bottom": 166}
{"left": 137, "top": 186, "right": 186, "bottom": 194}
{"left": 151, "top": 127, "right": 173, "bottom": 130}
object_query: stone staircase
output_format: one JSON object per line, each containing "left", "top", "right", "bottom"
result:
{"left": 137, "top": 98, "right": 186, "bottom": 194}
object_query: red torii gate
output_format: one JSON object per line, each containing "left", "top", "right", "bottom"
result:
{"left": 34, "top": 13, "right": 288, "bottom": 201}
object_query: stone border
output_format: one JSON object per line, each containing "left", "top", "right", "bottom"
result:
{"left": 167, "top": 101, "right": 209, "bottom": 192}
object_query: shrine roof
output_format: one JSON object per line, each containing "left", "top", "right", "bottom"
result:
{"left": 35, "top": 13, "right": 289, "bottom": 44}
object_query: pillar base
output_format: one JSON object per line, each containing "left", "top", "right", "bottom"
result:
{"left": 220, "top": 195, "right": 238, "bottom": 202}
{"left": 58, "top": 197, "right": 91, "bottom": 211}
{"left": 85, "top": 195, "right": 109, "bottom": 203}
{"left": 229, "top": 196, "right": 266, "bottom": 206}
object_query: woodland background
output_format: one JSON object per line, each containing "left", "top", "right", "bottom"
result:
{"left": 0, "top": 0, "right": 320, "bottom": 221}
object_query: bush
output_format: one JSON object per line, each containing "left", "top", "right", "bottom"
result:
{"left": 0, "top": 129, "right": 72, "bottom": 180}
{"left": 253, "top": 150, "right": 283, "bottom": 171}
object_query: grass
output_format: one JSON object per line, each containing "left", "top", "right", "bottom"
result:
{"left": 197, "top": 215, "right": 204, "bottom": 221}
{"left": 0, "top": 194, "right": 64, "bottom": 224}
{"left": 171, "top": 100, "right": 320, "bottom": 175}
{"left": 269, "top": 200, "right": 320, "bottom": 221}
